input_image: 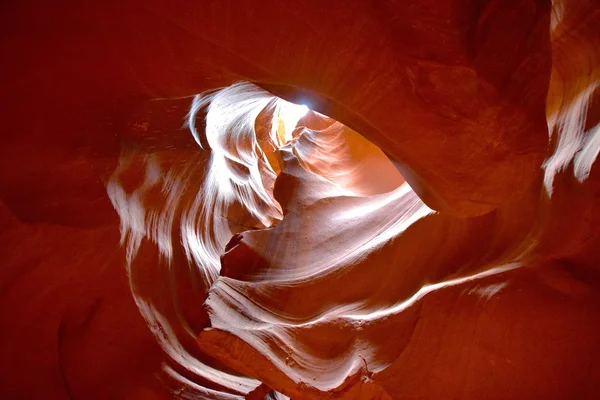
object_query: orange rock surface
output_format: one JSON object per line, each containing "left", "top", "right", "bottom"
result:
{"left": 1, "top": 0, "right": 599, "bottom": 399}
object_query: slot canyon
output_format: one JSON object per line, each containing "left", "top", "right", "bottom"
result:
{"left": 1, "top": 0, "right": 600, "bottom": 399}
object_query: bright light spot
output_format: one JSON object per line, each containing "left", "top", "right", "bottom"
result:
{"left": 277, "top": 102, "right": 311, "bottom": 143}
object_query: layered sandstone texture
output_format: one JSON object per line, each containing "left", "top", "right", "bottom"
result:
{"left": 1, "top": 0, "right": 600, "bottom": 399}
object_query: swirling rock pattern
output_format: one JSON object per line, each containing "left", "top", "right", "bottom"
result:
{"left": 1, "top": 0, "right": 599, "bottom": 399}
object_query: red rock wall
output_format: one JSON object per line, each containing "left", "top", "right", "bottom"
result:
{"left": 1, "top": 0, "right": 599, "bottom": 399}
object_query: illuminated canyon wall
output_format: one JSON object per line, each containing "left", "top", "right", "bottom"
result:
{"left": 1, "top": 0, "right": 599, "bottom": 399}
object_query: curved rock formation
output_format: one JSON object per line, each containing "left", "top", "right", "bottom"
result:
{"left": 1, "top": 0, "right": 599, "bottom": 399}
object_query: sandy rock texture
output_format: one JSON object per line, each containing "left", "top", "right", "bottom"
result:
{"left": 1, "top": 0, "right": 599, "bottom": 399}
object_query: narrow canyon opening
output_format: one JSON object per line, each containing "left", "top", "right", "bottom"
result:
{"left": 2, "top": 1, "right": 600, "bottom": 399}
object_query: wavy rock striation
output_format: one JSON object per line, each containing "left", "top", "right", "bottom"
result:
{"left": 1, "top": 0, "right": 600, "bottom": 399}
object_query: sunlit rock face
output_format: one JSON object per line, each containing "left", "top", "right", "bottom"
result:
{"left": 1, "top": 0, "right": 600, "bottom": 399}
